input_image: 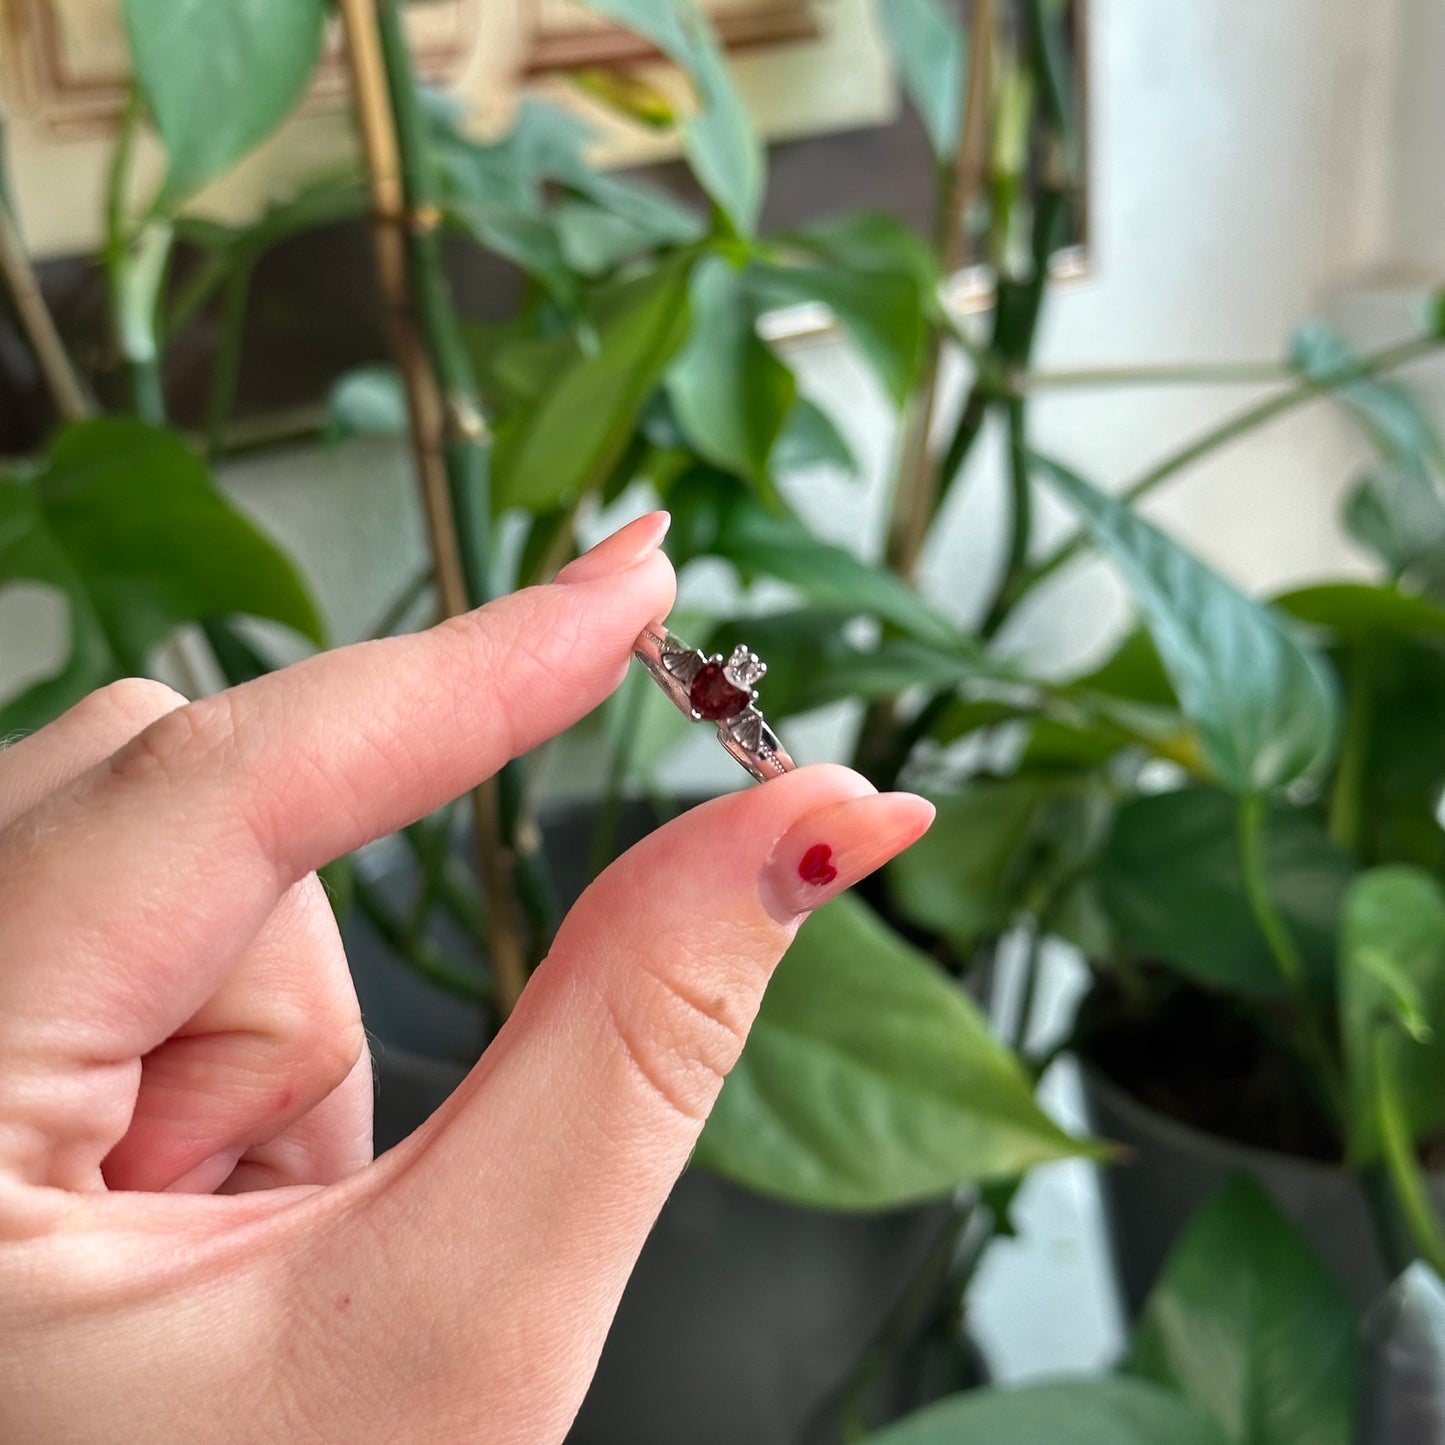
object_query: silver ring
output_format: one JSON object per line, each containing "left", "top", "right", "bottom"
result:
{"left": 633, "top": 623, "right": 797, "bottom": 783}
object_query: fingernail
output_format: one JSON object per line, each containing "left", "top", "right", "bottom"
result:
{"left": 555, "top": 511, "right": 671, "bottom": 585}
{"left": 759, "top": 792, "right": 936, "bottom": 924}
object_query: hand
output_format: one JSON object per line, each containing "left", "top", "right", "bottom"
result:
{"left": 0, "top": 513, "right": 934, "bottom": 1445}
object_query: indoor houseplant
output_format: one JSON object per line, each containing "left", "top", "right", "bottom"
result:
{"left": 1, "top": 1, "right": 1097, "bottom": 1439}
{"left": 6, "top": 0, "right": 1445, "bottom": 1439}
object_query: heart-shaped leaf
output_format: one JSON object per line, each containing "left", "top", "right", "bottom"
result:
{"left": 1129, "top": 1177, "right": 1356, "bottom": 1445}
{"left": 571, "top": 0, "right": 763, "bottom": 234}
{"left": 1097, "top": 786, "right": 1353, "bottom": 996}
{"left": 492, "top": 259, "right": 694, "bottom": 510}
{"left": 0, "top": 420, "right": 322, "bottom": 731}
{"left": 124, "top": 0, "right": 327, "bottom": 207}
{"left": 1034, "top": 455, "right": 1340, "bottom": 793}
{"left": 696, "top": 894, "right": 1092, "bottom": 1208}
{"left": 747, "top": 260, "right": 927, "bottom": 405}
{"left": 669, "top": 469, "right": 964, "bottom": 645}
{"left": 666, "top": 256, "right": 797, "bottom": 488}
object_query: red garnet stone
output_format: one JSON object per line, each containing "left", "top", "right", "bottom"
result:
{"left": 689, "top": 662, "right": 750, "bottom": 720}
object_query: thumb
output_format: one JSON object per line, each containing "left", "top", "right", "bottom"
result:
{"left": 313, "top": 765, "right": 933, "bottom": 1441}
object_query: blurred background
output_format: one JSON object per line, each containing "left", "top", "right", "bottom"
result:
{"left": 3, "top": 2, "right": 1445, "bottom": 1442}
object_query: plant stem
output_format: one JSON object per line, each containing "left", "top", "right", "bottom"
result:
{"left": 104, "top": 89, "right": 170, "bottom": 424}
{"left": 1236, "top": 793, "right": 1345, "bottom": 1127}
{"left": 367, "top": 563, "right": 437, "bottom": 639}
{"left": 204, "top": 262, "right": 253, "bottom": 459}
{"left": 980, "top": 395, "right": 1031, "bottom": 640}
{"left": 1236, "top": 796, "right": 1306, "bottom": 993}
{"left": 587, "top": 672, "right": 648, "bottom": 882}
{"left": 855, "top": 2, "right": 996, "bottom": 780}
{"left": 1373, "top": 1027, "right": 1445, "bottom": 1275}
{"left": 1008, "top": 922, "right": 1045, "bottom": 1053}
{"left": 0, "top": 197, "right": 91, "bottom": 422}
{"left": 1021, "top": 360, "right": 1295, "bottom": 390}
{"left": 1018, "top": 333, "right": 1445, "bottom": 599}
{"left": 337, "top": 0, "right": 535, "bottom": 1018}
{"left": 884, "top": 0, "right": 998, "bottom": 586}
{"left": 165, "top": 249, "right": 232, "bottom": 341}
{"left": 835, "top": 1199, "right": 978, "bottom": 1440}
{"left": 353, "top": 870, "right": 491, "bottom": 1004}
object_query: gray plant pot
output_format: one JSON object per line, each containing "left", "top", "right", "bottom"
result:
{"left": 347, "top": 798, "right": 982, "bottom": 1445}
{"left": 1080, "top": 1063, "right": 1445, "bottom": 1316}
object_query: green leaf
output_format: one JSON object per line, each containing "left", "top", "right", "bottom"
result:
{"left": 452, "top": 203, "right": 578, "bottom": 310}
{"left": 1289, "top": 323, "right": 1444, "bottom": 471}
{"left": 879, "top": 0, "right": 968, "bottom": 162}
{"left": 718, "top": 503, "right": 959, "bottom": 644}
{"left": 787, "top": 211, "right": 939, "bottom": 295}
{"left": 554, "top": 197, "right": 699, "bottom": 276}
{"left": 1034, "top": 455, "right": 1340, "bottom": 793}
{"left": 696, "top": 894, "right": 1090, "bottom": 1208}
{"left": 0, "top": 420, "right": 322, "bottom": 731}
{"left": 1276, "top": 581, "right": 1445, "bottom": 642}
{"left": 887, "top": 777, "right": 1090, "bottom": 950}
{"left": 860, "top": 1379, "right": 1230, "bottom": 1445}
{"left": 327, "top": 366, "right": 408, "bottom": 442}
{"left": 772, "top": 397, "right": 858, "bottom": 477}
{"left": 1097, "top": 786, "right": 1353, "bottom": 996}
{"left": 124, "top": 0, "right": 326, "bottom": 207}
{"left": 671, "top": 470, "right": 962, "bottom": 644}
{"left": 747, "top": 259, "right": 927, "bottom": 405}
{"left": 1350, "top": 642, "right": 1445, "bottom": 871}
{"left": 492, "top": 260, "right": 694, "bottom": 510}
{"left": 700, "top": 611, "right": 997, "bottom": 723}
{"left": 1129, "top": 1177, "right": 1356, "bottom": 1445}
{"left": 666, "top": 256, "right": 797, "bottom": 488}
{"left": 1341, "top": 867, "right": 1445, "bottom": 1161}
{"left": 430, "top": 95, "right": 699, "bottom": 285}
{"left": 1342, "top": 462, "right": 1445, "bottom": 578}
{"left": 572, "top": 0, "right": 763, "bottom": 234}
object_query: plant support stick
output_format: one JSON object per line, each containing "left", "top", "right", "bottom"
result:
{"left": 337, "top": 0, "right": 532, "bottom": 1016}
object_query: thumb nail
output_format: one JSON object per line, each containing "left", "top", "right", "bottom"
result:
{"left": 555, "top": 511, "right": 671, "bottom": 585}
{"left": 758, "top": 792, "right": 936, "bottom": 925}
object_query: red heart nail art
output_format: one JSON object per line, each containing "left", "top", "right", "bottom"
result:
{"left": 797, "top": 843, "right": 838, "bottom": 887}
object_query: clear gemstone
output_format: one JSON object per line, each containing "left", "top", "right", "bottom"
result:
{"left": 724, "top": 644, "right": 767, "bottom": 689}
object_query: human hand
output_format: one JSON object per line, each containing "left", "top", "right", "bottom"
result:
{"left": 0, "top": 513, "right": 935, "bottom": 1444}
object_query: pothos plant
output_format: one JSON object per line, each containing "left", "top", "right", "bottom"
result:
{"left": 0, "top": 0, "right": 1112, "bottom": 1226}
{"left": 3, "top": 0, "right": 1445, "bottom": 1433}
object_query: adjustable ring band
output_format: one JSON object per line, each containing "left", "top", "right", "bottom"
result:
{"left": 633, "top": 622, "right": 797, "bottom": 783}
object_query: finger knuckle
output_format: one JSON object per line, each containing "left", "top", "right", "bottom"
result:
{"left": 598, "top": 959, "right": 749, "bottom": 1124}
{"left": 107, "top": 691, "right": 240, "bottom": 788}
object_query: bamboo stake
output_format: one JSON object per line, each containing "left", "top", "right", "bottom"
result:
{"left": 337, "top": 0, "right": 530, "bottom": 1017}
{"left": 0, "top": 201, "right": 91, "bottom": 423}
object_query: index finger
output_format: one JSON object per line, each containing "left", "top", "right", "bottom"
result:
{"left": 0, "top": 516, "right": 674, "bottom": 1184}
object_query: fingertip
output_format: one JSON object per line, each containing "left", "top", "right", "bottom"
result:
{"left": 758, "top": 789, "right": 935, "bottom": 923}
{"left": 554, "top": 511, "right": 672, "bottom": 586}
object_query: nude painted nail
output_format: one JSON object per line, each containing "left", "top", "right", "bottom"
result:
{"left": 555, "top": 511, "right": 671, "bottom": 585}
{"left": 759, "top": 792, "right": 936, "bottom": 924}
